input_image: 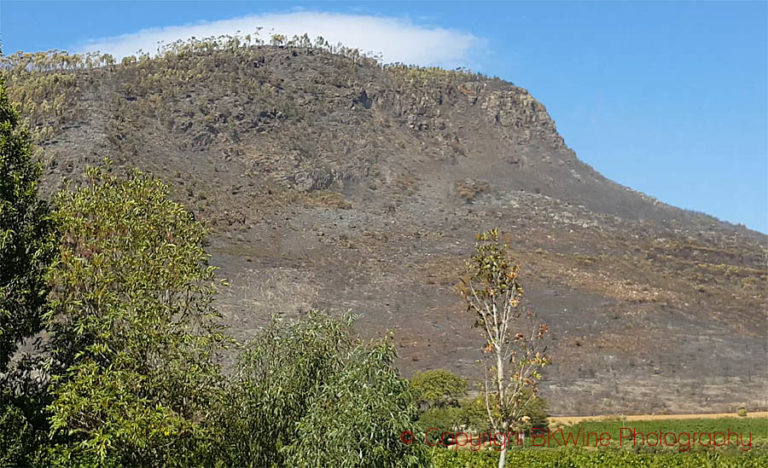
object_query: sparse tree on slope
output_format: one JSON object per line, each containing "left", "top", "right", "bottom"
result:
{"left": 458, "top": 229, "right": 550, "bottom": 468}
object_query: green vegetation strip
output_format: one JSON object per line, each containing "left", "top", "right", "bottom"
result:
{"left": 432, "top": 448, "right": 768, "bottom": 468}
{"left": 430, "top": 418, "right": 768, "bottom": 467}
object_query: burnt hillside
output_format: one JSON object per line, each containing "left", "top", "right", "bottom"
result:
{"left": 5, "top": 43, "right": 766, "bottom": 414}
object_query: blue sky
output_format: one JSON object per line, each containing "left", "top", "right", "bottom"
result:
{"left": 2, "top": 1, "right": 766, "bottom": 233}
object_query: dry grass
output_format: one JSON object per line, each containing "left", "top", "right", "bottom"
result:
{"left": 455, "top": 179, "right": 489, "bottom": 203}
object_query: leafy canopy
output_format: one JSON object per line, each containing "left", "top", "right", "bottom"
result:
{"left": 0, "top": 76, "right": 55, "bottom": 372}
{"left": 45, "top": 164, "right": 227, "bottom": 466}
{"left": 411, "top": 369, "right": 468, "bottom": 409}
{"left": 219, "top": 311, "right": 428, "bottom": 468}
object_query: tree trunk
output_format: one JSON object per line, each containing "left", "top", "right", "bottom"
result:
{"left": 496, "top": 347, "right": 507, "bottom": 468}
{"left": 498, "top": 436, "right": 507, "bottom": 468}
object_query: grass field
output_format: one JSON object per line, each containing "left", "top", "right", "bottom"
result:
{"left": 430, "top": 416, "right": 768, "bottom": 467}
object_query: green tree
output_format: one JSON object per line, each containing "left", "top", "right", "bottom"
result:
{"left": 411, "top": 369, "right": 468, "bottom": 409}
{"left": 219, "top": 311, "right": 427, "bottom": 468}
{"left": 416, "top": 406, "right": 462, "bottom": 446}
{"left": 45, "top": 164, "right": 227, "bottom": 466}
{"left": 458, "top": 394, "right": 495, "bottom": 433}
{"left": 0, "top": 76, "right": 55, "bottom": 373}
{"left": 457, "top": 229, "right": 550, "bottom": 468}
{"left": 0, "top": 77, "right": 56, "bottom": 465}
{"left": 410, "top": 370, "right": 467, "bottom": 446}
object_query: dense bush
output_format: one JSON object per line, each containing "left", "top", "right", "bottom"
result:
{"left": 0, "top": 398, "right": 35, "bottom": 466}
{"left": 411, "top": 369, "right": 468, "bottom": 409}
{"left": 418, "top": 407, "right": 464, "bottom": 445}
{"left": 218, "top": 311, "right": 428, "bottom": 467}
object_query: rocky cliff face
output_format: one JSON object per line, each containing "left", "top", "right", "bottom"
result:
{"left": 6, "top": 45, "right": 766, "bottom": 414}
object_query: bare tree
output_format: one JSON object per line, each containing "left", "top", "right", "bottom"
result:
{"left": 458, "top": 229, "right": 550, "bottom": 468}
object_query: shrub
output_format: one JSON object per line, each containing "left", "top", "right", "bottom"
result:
{"left": 218, "top": 311, "right": 427, "bottom": 467}
{"left": 411, "top": 369, "right": 468, "bottom": 409}
{"left": 418, "top": 407, "right": 463, "bottom": 445}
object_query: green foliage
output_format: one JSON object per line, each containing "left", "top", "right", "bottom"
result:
{"left": 0, "top": 395, "right": 35, "bottom": 466}
{"left": 458, "top": 395, "right": 497, "bottom": 433}
{"left": 44, "top": 164, "right": 227, "bottom": 466}
{"left": 284, "top": 341, "right": 426, "bottom": 467}
{"left": 737, "top": 407, "right": 748, "bottom": 418}
{"left": 560, "top": 418, "right": 768, "bottom": 454}
{"left": 520, "top": 392, "right": 548, "bottom": 433}
{"left": 457, "top": 389, "right": 548, "bottom": 435}
{"left": 418, "top": 407, "right": 463, "bottom": 445}
{"left": 218, "top": 311, "right": 428, "bottom": 467}
{"left": 411, "top": 369, "right": 468, "bottom": 409}
{"left": 218, "top": 311, "right": 354, "bottom": 466}
{"left": 0, "top": 77, "right": 56, "bottom": 372}
{"left": 0, "top": 78, "right": 54, "bottom": 466}
{"left": 430, "top": 447, "right": 768, "bottom": 468}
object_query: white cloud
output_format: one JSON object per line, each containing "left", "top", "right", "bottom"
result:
{"left": 74, "top": 11, "right": 483, "bottom": 68}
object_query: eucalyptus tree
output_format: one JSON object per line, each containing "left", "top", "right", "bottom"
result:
{"left": 458, "top": 229, "right": 550, "bottom": 468}
{"left": 219, "top": 311, "right": 427, "bottom": 468}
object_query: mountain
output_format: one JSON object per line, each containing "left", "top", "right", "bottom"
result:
{"left": 5, "top": 43, "right": 766, "bottom": 415}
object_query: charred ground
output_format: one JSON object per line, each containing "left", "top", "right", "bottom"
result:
{"left": 5, "top": 44, "right": 766, "bottom": 414}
